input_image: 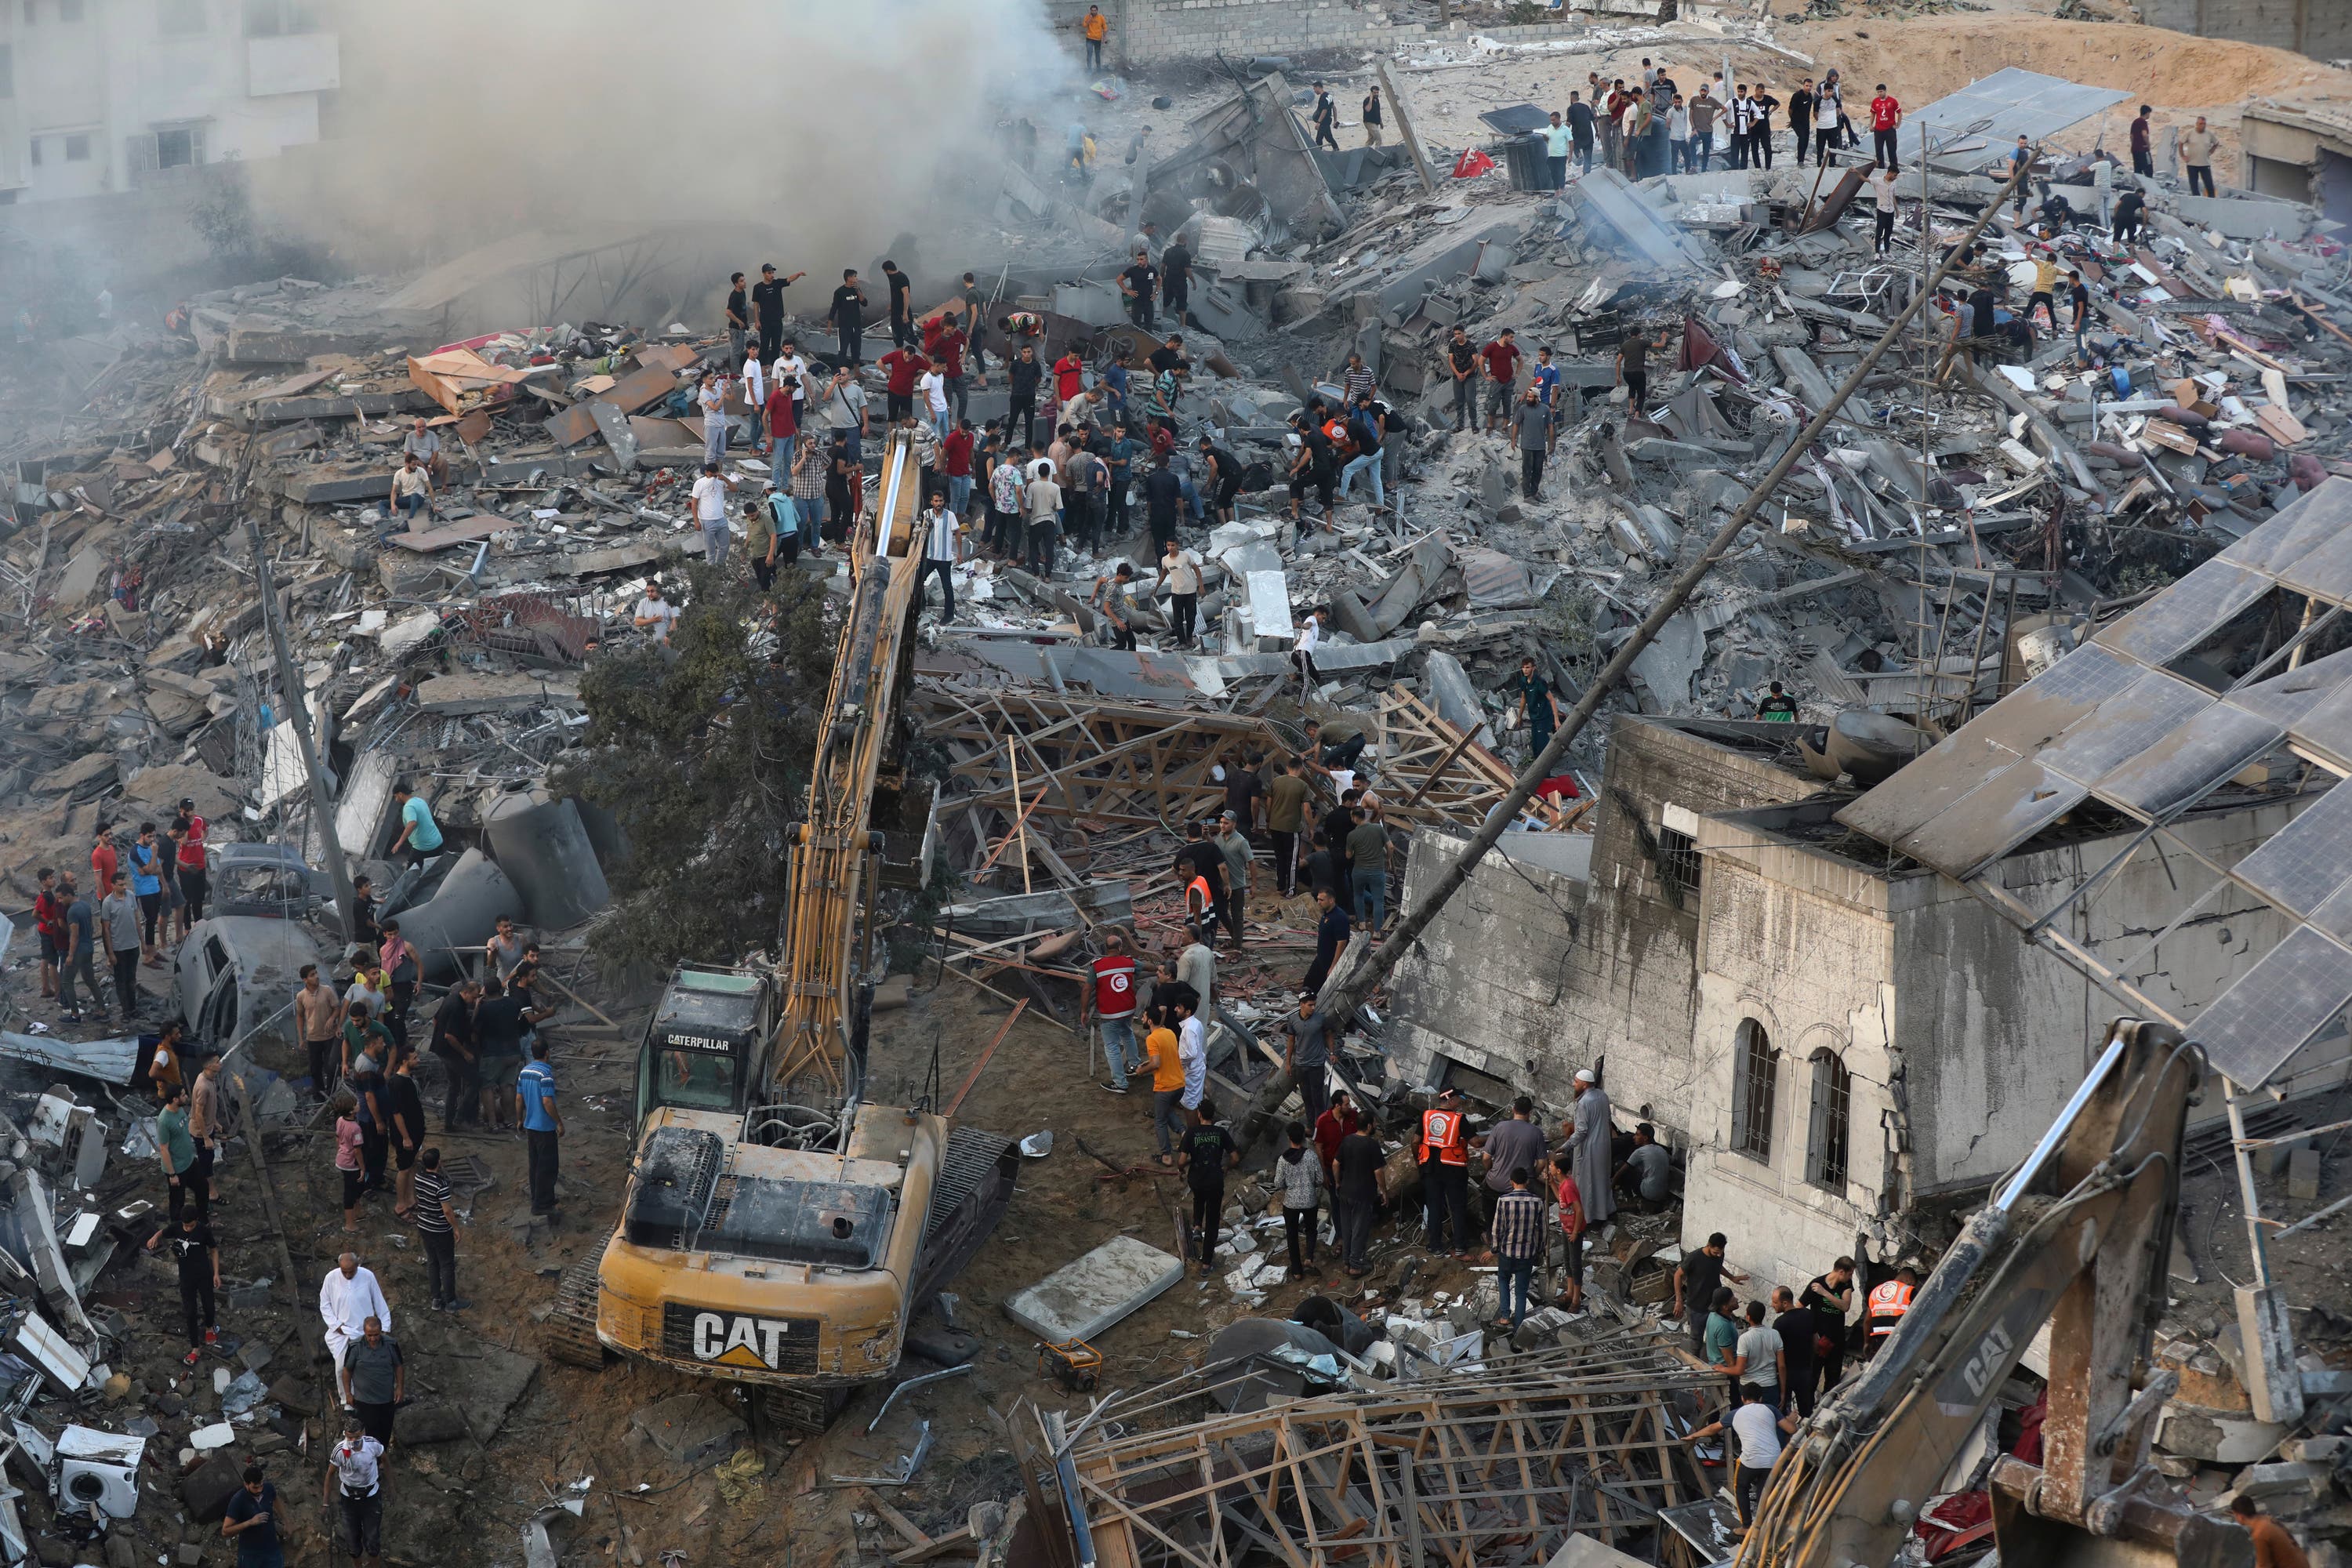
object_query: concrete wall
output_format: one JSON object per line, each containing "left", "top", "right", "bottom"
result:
{"left": 1386, "top": 717, "right": 1824, "bottom": 1131}
{"left": 1682, "top": 823, "right": 1900, "bottom": 1295}
{"left": 1678, "top": 793, "right": 2352, "bottom": 1304}
{"left": 2135, "top": 0, "right": 2351, "bottom": 63}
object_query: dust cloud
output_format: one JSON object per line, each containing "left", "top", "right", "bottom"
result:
{"left": 257, "top": 0, "right": 1065, "bottom": 286}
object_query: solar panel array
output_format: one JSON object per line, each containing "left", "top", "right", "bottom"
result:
{"left": 1836, "top": 479, "right": 2352, "bottom": 1088}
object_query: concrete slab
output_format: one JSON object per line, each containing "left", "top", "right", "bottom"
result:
{"left": 1630, "top": 611, "right": 1704, "bottom": 710}
{"left": 1244, "top": 568, "right": 1294, "bottom": 647}
{"left": 2170, "top": 193, "right": 2313, "bottom": 241}
{"left": 1004, "top": 1235, "right": 1185, "bottom": 1343}
{"left": 1422, "top": 651, "right": 1495, "bottom": 749}
{"left": 414, "top": 672, "right": 582, "bottom": 715}
{"left": 630, "top": 1392, "right": 748, "bottom": 1466}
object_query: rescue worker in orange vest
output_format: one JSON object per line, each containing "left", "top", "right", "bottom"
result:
{"left": 1418, "top": 1087, "right": 1472, "bottom": 1255}
{"left": 1864, "top": 1265, "right": 1919, "bottom": 1356}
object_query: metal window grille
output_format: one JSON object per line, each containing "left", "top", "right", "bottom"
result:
{"left": 1806, "top": 1049, "right": 1851, "bottom": 1191}
{"left": 1730, "top": 1021, "right": 1777, "bottom": 1162}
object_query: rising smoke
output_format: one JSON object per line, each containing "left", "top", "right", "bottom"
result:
{"left": 257, "top": 0, "right": 1065, "bottom": 296}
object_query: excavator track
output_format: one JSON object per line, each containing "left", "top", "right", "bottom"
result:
{"left": 914, "top": 1125, "right": 1019, "bottom": 1305}
{"left": 757, "top": 1383, "right": 851, "bottom": 1437}
{"left": 543, "top": 1253, "right": 608, "bottom": 1370}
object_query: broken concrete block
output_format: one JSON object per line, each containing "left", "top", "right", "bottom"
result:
{"left": 179, "top": 1452, "right": 244, "bottom": 1524}
{"left": 394, "top": 1403, "right": 472, "bottom": 1446}
{"left": 2234, "top": 1460, "right": 2326, "bottom": 1499}
{"left": 2285, "top": 1146, "right": 2320, "bottom": 1201}
{"left": 2158, "top": 1406, "right": 2287, "bottom": 1465}
{"left": 414, "top": 672, "right": 581, "bottom": 716}
{"left": 1421, "top": 651, "right": 1495, "bottom": 749}
{"left": 630, "top": 1392, "right": 746, "bottom": 1466}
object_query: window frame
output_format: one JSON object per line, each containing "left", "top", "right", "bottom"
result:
{"left": 1656, "top": 823, "right": 1701, "bottom": 907}
{"left": 1806, "top": 1047, "right": 1852, "bottom": 1192}
{"left": 1729, "top": 1018, "right": 1777, "bottom": 1163}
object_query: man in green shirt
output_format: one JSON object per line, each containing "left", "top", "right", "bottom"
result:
{"left": 390, "top": 782, "right": 443, "bottom": 868}
{"left": 158, "top": 1083, "right": 205, "bottom": 1221}
{"left": 1265, "top": 757, "right": 1312, "bottom": 899}
{"left": 1345, "top": 809, "right": 1390, "bottom": 935}
{"left": 1705, "top": 1285, "right": 1744, "bottom": 1396}
{"left": 1755, "top": 681, "right": 1799, "bottom": 720}
{"left": 1509, "top": 656, "right": 1562, "bottom": 751}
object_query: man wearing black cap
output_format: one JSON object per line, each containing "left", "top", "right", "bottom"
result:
{"left": 751, "top": 263, "right": 803, "bottom": 363}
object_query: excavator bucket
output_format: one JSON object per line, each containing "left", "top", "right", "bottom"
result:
{"left": 1989, "top": 1459, "right": 2251, "bottom": 1568}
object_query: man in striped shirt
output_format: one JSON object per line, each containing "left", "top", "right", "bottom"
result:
{"left": 412, "top": 1148, "right": 467, "bottom": 1312}
{"left": 1337, "top": 352, "right": 1376, "bottom": 405}
{"left": 1489, "top": 1165, "right": 1546, "bottom": 1331}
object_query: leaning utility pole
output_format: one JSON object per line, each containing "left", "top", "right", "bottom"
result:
{"left": 242, "top": 510, "right": 358, "bottom": 938}
{"left": 1317, "top": 151, "right": 2039, "bottom": 1029}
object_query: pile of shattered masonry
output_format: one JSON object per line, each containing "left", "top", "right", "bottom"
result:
{"left": 5, "top": 28, "right": 2352, "bottom": 1568}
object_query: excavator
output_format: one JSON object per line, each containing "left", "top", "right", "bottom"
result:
{"left": 1737, "top": 1018, "right": 2252, "bottom": 1568}
{"left": 545, "top": 432, "right": 1016, "bottom": 1430}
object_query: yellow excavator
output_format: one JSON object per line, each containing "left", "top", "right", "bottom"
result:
{"left": 546, "top": 432, "right": 1015, "bottom": 1430}
{"left": 1739, "top": 1018, "right": 2251, "bottom": 1568}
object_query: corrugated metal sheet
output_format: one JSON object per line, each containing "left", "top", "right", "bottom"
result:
{"left": 0, "top": 1031, "right": 140, "bottom": 1087}
{"left": 1896, "top": 68, "right": 2126, "bottom": 164}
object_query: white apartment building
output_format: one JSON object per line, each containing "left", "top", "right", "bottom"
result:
{"left": 0, "top": 0, "right": 337, "bottom": 205}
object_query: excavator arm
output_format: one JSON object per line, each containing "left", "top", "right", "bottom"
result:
{"left": 1740, "top": 1019, "right": 2250, "bottom": 1568}
{"left": 766, "top": 430, "right": 927, "bottom": 1116}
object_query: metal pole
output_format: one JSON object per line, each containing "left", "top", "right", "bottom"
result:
{"left": 1318, "top": 148, "right": 2040, "bottom": 1026}
{"left": 243, "top": 513, "right": 358, "bottom": 938}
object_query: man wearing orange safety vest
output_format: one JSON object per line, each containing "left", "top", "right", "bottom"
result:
{"left": 1864, "top": 1265, "right": 1919, "bottom": 1356}
{"left": 1418, "top": 1087, "right": 1472, "bottom": 1255}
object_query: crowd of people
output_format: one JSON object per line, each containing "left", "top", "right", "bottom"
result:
{"left": 30, "top": 798, "right": 214, "bottom": 1024}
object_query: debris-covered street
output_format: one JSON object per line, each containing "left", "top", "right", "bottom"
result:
{"left": 4, "top": 0, "right": 2352, "bottom": 1563}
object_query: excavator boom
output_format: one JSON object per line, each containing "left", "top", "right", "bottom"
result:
{"left": 1740, "top": 1019, "right": 2249, "bottom": 1568}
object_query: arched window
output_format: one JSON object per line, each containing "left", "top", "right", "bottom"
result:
{"left": 1730, "top": 1019, "right": 1777, "bottom": 1162}
{"left": 1807, "top": 1049, "right": 1852, "bottom": 1191}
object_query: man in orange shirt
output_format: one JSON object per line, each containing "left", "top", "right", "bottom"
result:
{"left": 1080, "top": 4, "right": 1109, "bottom": 71}
{"left": 1143, "top": 1007, "right": 1188, "bottom": 1167}
{"left": 2233, "top": 1497, "right": 2309, "bottom": 1568}
{"left": 90, "top": 822, "right": 119, "bottom": 895}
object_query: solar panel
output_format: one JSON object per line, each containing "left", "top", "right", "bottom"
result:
{"left": 2092, "top": 701, "right": 2284, "bottom": 818}
{"left": 2232, "top": 785, "right": 2352, "bottom": 917}
{"left": 2089, "top": 558, "right": 2273, "bottom": 666}
{"left": 2288, "top": 680, "right": 2352, "bottom": 775}
{"left": 2217, "top": 479, "right": 2352, "bottom": 576}
{"left": 2307, "top": 878, "right": 2352, "bottom": 947}
{"left": 2273, "top": 519, "right": 2352, "bottom": 608}
{"left": 1835, "top": 643, "right": 2140, "bottom": 847}
{"left": 2189, "top": 924, "right": 2352, "bottom": 1090}
{"left": 1896, "top": 759, "right": 2085, "bottom": 879}
{"left": 2041, "top": 669, "right": 2216, "bottom": 788}
{"left": 2228, "top": 646, "right": 2352, "bottom": 728}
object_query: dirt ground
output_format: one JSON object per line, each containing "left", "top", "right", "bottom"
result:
{"left": 1392, "top": 9, "right": 2352, "bottom": 170}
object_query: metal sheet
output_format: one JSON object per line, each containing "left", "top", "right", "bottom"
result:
{"left": 2092, "top": 699, "right": 2282, "bottom": 818}
{"left": 2089, "top": 557, "right": 2272, "bottom": 666}
{"left": 1894, "top": 68, "right": 2126, "bottom": 163}
{"left": 0, "top": 1029, "right": 140, "bottom": 1086}
{"left": 2233, "top": 785, "right": 2352, "bottom": 917}
{"left": 2189, "top": 924, "right": 2352, "bottom": 1090}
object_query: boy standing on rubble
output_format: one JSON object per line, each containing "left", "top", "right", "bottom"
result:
{"left": 1480, "top": 328, "right": 1521, "bottom": 434}
{"left": 147, "top": 1207, "right": 220, "bottom": 1367}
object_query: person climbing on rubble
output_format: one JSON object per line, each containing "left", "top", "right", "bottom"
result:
{"left": 389, "top": 452, "right": 433, "bottom": 525}
{"left": 1337, "top": 394, "right": 1387, "bottom": 513}
{"left": 2025, "top": 245, "right": 2061, "bottom": 339}
{"left": 1615, "top": 325, "right": 1670, "bottom": 417}
{"left": 388, "top": 781, "right": 442, "bottom": 869}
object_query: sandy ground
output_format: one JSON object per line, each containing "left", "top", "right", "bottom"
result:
{"left": 1381, "top": 9, "right": 2352, "bottom": 172}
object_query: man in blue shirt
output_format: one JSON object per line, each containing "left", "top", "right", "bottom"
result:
{"left": 1541, "top": 110, "right": 1572, "bottom": 191}
{"left": 222, "top": 1465, "right": 284, "bottom": 1568}
{"left": 389, "top": 781, "right": 443, "bottom": 868}
{"left": 1105, "top": 422, "right": 1143, "bottom": 538}
{"left": 515, "top": 1040, "right": 563, "bottom": 1218}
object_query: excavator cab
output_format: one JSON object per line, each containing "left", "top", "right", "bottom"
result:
{"left": 634, "top": 964, "right": 777, "bottom": 1124}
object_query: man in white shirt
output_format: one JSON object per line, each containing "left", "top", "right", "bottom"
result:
{"left": 697, "top": 372, "right": 728, "bottom": 467}
{"left": 740, "top": 348, "right": 764, "bottom": 412}
{"left": 325, "top": 1415, "right": 387, "bottom": 1568}
{"left": 691, "top": 463, "right": 735, "bottom": 565}
{"left": 633, "top": 583, "right": 681, "bottom": 645}
{"left": 918, "top": 365, "right": 950, "bottom": 439}
{"left": 1871, "top": 162, "right": 1900, "bottom": 254}
{"left": 918, "top": 490, "right": 962, "bottom": 623}
{"left": 772, "top": 342, "right": 808, "bottom": 422}
{"left": 1176, "top": 999, "right": 1208, "bottom": 1112}
{"left": 1293, "top": 604, "right": 1324, "bottom": 691}
{"left": 318, "top": 1253, "right": 392, "bottom": 1379}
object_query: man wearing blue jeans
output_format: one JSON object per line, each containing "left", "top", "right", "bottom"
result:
{"left": 390, "top": 454, "right": 432, "bottom": 524}
{"left": 1338, "top": 394, "right": 1385, "bottom": 510}
{"left": 1087, "top": 930, "right": 1142, "bottom": 1092}
{"left": 1490, "top": 1166, "right": 1546, "bottom": 1330}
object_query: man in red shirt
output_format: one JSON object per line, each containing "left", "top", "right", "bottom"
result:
{"left": 762, "top": 378, "right": 797, "bottom": 470}
{"left": 33, "top": 867, "right": 67, "bottom": 1000}
{"left": 1868, "top": 84, "right": 1901, "bottom": 169}
{"left": 1481, "top": 328, "right": 1522, "bottom": 434}
{"left": 1085, "top": 929, "right": 1142, "bottom": 1093}
{"left": 90, "top": 822, "right": 118, "bottom": 897}
{"left": 172, "top": 797, "right": 209, "bottom": 927}
{"left": 941, "top": 420, "right": 975, "bottom": 517}
{"left": 932, "top": 323, "right": 970, "bottom": 424}
{"left": 1052, "top": 350, "right": 1086, "bottom": 405}
{"left": 879, "top": 345, "right": 928, "bottom": 423}
{"left": 1550, "top": 1153, "right": 1586, "bottom": 1310}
